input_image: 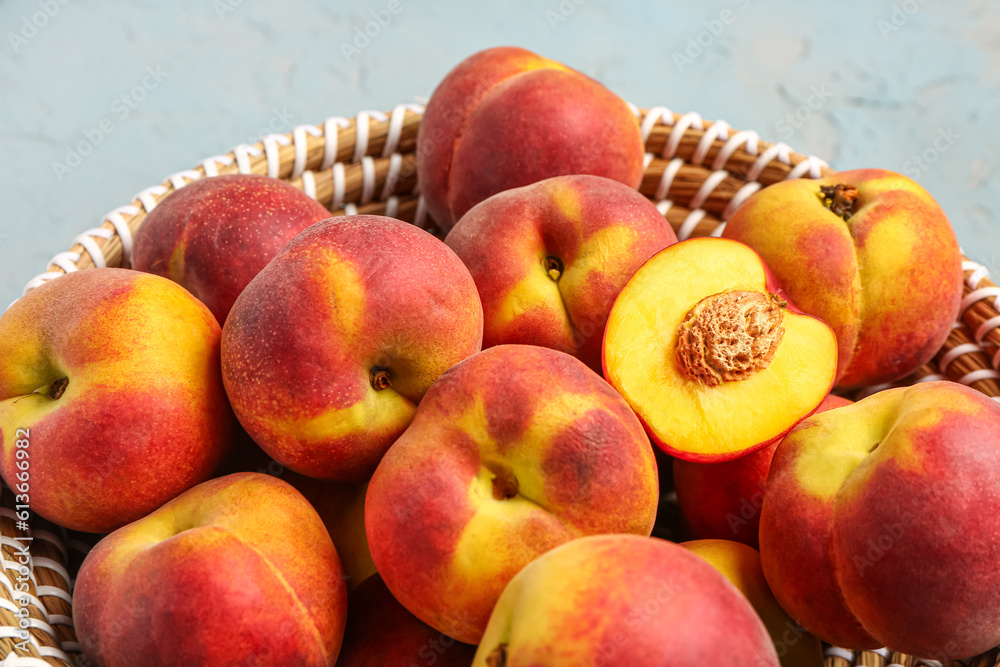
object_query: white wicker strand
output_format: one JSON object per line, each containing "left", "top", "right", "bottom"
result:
{"left": 133, "top": 184, "right": 168, "bottom": 213}
{"left": 382, "top": 103, "right": 424, "bottom": 157}
{"left": 745, "top": 142, "right": 793, "bottom": 182}
{"left": 413, "top": 195, "right": 428, "bottom": 229}
{"left": 677, "top": 209, "right": 706, "bottom": 242}
{"left": 322, "top": 116, "right": 351, "bottom": 169}
{"left": 938, "top": 343, "right": 982, "bottom": 373}
{"left": 300, "top": 170, "right": 317, "bottom": 201}
{"left": 262, "top": 133, "right": 291, "bottom": 179}
{"left": 691, "top": 120, "right": 731, "bottom": 166}
{"left": 380, "top": 153, "right": 403, "bottom": 201}
{"left": 655, "top": 199, "right": 673, "bottom": 216}
{"left": 331, "top": 163, "right": 347, "bottom": 211}
{"left": 359, "top": 156, "right": 376, "bottom": 205}
{"left": 639, "top": 106, "right": 673, "bottom": 143}
{"left": 343, "top": 203, "right": 359, "bottom": 216}
{"left": 688, "top": 169, "right": 729, "bottom": 211}
{"left": 712, "top": 129, "right": 761, "bottom": 171}
{"left": 0, "top": 653, "right": 56, "bottom": 667}
{"left": 352, "top": 110, "right": 389, "bottom": 164}
{"left": 721, "top": 182, "right": 762, "bottom": 220}
{"left": 384, "top": 195, "right": 400, "bottom": 219}
{"left": 663, "top": 111, "right": 704, "bottom": 159}
{"left": 654, "top": 158, "right": 685, "bottom": 202}
{"left": 166, "top": 169, "right": 201, "bottom": 191}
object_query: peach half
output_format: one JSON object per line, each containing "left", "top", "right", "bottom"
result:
{"left": 603, "top": 237, "right": 837, "bottom": 462}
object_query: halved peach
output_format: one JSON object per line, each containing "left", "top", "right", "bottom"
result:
{"left": 603, "top": 237, "right": 837, "bottom": 462}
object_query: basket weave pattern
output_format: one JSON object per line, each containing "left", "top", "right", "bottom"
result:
{"left": 4, "top": 105, "right": 1000, "bottom": 667}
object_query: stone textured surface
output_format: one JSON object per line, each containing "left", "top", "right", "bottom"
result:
{"left": 2, "top": 0, "right": 998, "bottom": 308}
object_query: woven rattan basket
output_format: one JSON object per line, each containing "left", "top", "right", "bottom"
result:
{"left": 4, "top": 104, "right": 1000, "bottom": 667}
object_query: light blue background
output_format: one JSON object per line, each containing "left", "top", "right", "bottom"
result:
{"left": 2, "top": 0, "right": 998, "bottom": 308}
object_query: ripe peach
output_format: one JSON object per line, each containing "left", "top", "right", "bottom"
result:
{"left": 221, "top": 215, "right": 483, "bottom": 481}
{"left": 760, "top": 381, "right": 1000, "bottom": 657}
{"left": 445, "top": 174, "right": 677, "bottom": 372}
{"left": 0, "top": 268, "right": 234, "bottom": 533}
{"left": 133, "top": 174, "right": 331, "bottom": 324}
{"left": 683, "top": 539, "right": 823, "bottom": 667}
{"left": 73, "top": 473, "right": 348, "bottom": 667}
{"left": 365, "top": 345, "right": 658, "bottom": 644}
{"left": 674, "top": 394, "right": 852, "bottom": 547}
{"left": 474, "top": 535, "right": 779, "bottom": 666}
{"left": 723, "top": 169, "right": 963, "bottom": 387}
{"left": 603, "top": 237, "right": 838, "bottom": 462}
{"left": 417, "top": 46, "right": 644, "bottom": 231}
{"left": 337, "top": 575, "right": 477, "bottom": 666}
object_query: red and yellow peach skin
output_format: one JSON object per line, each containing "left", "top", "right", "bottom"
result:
{"left": 365, "top": 345, "right": 658, "bottom": 644}
{"left": 0, "top": 268, "right": 234, "bottom": 533}
{"left": 417, "top": 46, "right": 644, "bottom": 230}
{"left": 473, "top": 534, "right": 779, "bottom": 666}
{"left": 221, "top": 215, "right": 483, "bottom": 481}
{"left": 132, "top": 173, "right": 331, "bottom": 324}
{"left": 682, "top": 539, "right": 823, "bottom": 667}
{"left": 445, "top": 174, "right": 677, "bottom": 371}
{"left": 73, "top": 473, "right": 348, "bottom": 667}
{"left": 723, "top": 169, "right": 963, "bottom": 387}
{"left": 760, "top": 382, "right": 1000, "bottom": 657}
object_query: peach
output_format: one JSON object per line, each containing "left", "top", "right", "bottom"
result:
{"left": 222, "top": 440, "right": 376, "bottom": 589}
{"left": 417, "top": 46, "right": 644, "bottom": 231}
{"left": 682, "top": 539, "right": 823, "bottom": 667}
{"left": 73, "top": 473, "right": 348, "bottom": 667}
{"left": 603, "top": 237, "right": 838, "bottom": 462}
{"left": 221, "top": 215, "right": 483, "bottom": 481}
{"left": 760, "top": 381, "right": 1000, "bottom": 657}
{"left": 365, "top": 345, "right": 658, "bottom": 644}
{"left": 445, "top": 174, "right": 677, "bottom": 371}
{"left": 723, "top": 169, "right": 963, "bottom": 388}
{"left": 674, "top": 394, "right": 852, "bottom": 547}
{"left": 474, "top": 534, "right": 779, "bottom": 666}
{"left": 337, "top": 575, "right": 477, "bottom": 666}
{"left": 0, "top": 268, "right": 234, "bottom": 533}
{"left": 133, "top": 174, "right": 331, "bottom": 324}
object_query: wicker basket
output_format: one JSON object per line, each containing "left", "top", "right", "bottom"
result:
{"left": 4, "top": 104, "right": 1000, "bottom": 667}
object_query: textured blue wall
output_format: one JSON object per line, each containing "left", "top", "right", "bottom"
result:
{"left": 2, "top": 0, "right": 998, "bottom": 307}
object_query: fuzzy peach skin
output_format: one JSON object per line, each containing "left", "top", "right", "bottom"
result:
{"left": 723, "top": 168, "right": 962, "bottom": 388}
{"left": 365, "top": 345, "right": 658, "bottom": 644}
{"left": 221, "top": 215, "right": 483, "bottom": 481}
{"left": 445, "top": 174, "right": 677, "bottom": 371}
{"left": 683, "top": 540, "right": 823, "bottom": 667}
{"left": 0, "top": 268, "right": 234, "bottom": 533}
{"left": 473, "top": 535, "right": 779, "bottom": 666}
{"left": 416, "top": 46, "right": 644, "bottom": 231}
{"left": 337, "top": 575, "right": 477, "bottom": 667}
{"left": 73, "top": 473, "right": 347, "bottom": 667}
{"left": 133, "top": 174, "right": 331, "bottom": 324}
{"left": 221, "top": 441, "right": 377, "bottom": 589}
{"left": 760, "top": 382, "right": 1000, "bottom": 657}
{"left": 674, "top": 395, "right": 852, "bottom": 548}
